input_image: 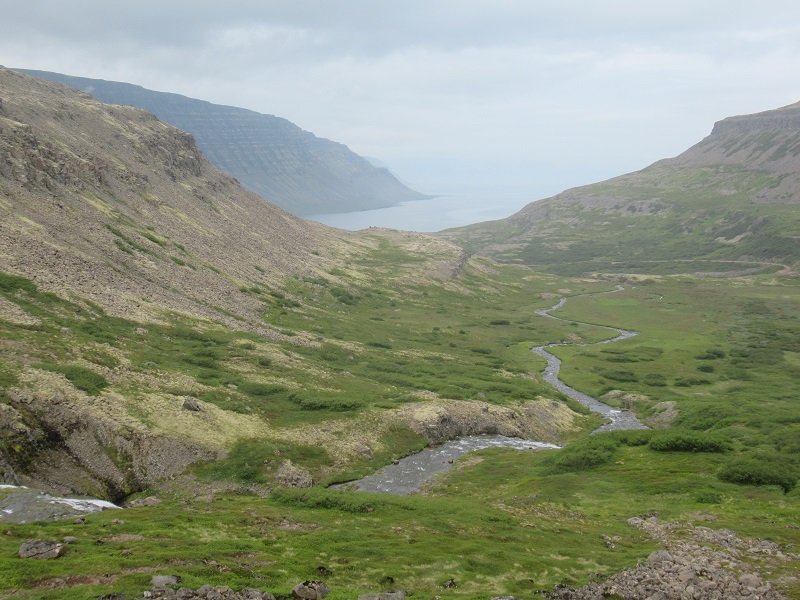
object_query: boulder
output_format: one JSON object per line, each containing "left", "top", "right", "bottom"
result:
{"left": 291, "top": 580, "right": 330, "bottom": 599}
{"left": 183, "top": 396, "right": 202, "bottom": 411}
{"left": 152, "top": 574, "right": 182, "bottom": 587}
{"left": 18, "top": 539, "right": 65, "bottom": 559}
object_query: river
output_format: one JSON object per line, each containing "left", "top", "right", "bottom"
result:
{"left": 333, "top": 286, "right": 647, "bottom": 494}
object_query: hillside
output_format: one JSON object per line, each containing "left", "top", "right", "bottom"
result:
{"left": 0, "top": 66, "right": 583, "bottom": 498}
{"left": 17, "top": 69, "right": 430, "bottom": 216}
{"left": 440, "top": 101, "right": 800, "bottom": 276}
{"left": 1, "top": 68, "right": 799, "bottom": 600}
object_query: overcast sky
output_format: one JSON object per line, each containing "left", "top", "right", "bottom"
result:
{"left": 3, "top": 1, "right": 800, "bottom": 202}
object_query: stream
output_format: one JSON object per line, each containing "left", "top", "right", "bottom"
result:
{"left": 531, "top": 286, "right": 648, "bottom": 433}
{"left": 333, "top": 286, "right": 647, "bottom": 494}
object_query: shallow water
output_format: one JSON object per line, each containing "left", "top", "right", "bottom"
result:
{"left": 329, "top": 435, "right": 558, "bottom": 495}
{"left": 531, "top": 286, "right": 648, "bottom": 432}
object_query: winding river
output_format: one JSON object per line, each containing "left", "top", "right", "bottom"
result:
{"left": 532, "top": 286, "right": 648, "bottom": 433}
{"left": 333, "top": 286, "right": 647, "bottom": 494}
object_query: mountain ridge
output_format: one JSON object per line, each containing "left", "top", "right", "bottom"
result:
{"left": 439, "top": 100, "right": 800, "bottom": 274}
{"left": 16, "top": 68, "right": 430, "bottom": 216}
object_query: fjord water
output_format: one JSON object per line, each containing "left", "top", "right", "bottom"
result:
{"left": 306, "top": 192, "right": 535, "bottom": 232}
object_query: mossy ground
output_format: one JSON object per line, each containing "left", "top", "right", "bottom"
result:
{"left": 1, "top": 252, "right": 800, "bottom": 598}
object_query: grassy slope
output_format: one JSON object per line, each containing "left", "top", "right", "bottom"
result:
{"left": 1, "top": 263, "right": 799, "bottom": 598}
{"left": 442, "top": 163, "right": 800, "bottom": 276}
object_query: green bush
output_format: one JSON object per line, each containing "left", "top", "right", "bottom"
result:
{"left": 0, "top": 272, "right": 38, "bottom": 294}
{"left": 37, "top": 364, "right": 109, "bottom": 395}
{"left": 610, "top": 430, "right": 653, "bottom": 446}
{"left": 696, "top": 349, "right": 726, "bottom": 360}
{"left": 695, "top": 491, "right": 724, "bottom": 504}
{"left": 489, "top": 319, "right": 511, "bottom": 325}
{"left": 270, "top": 487, "right": 377, "bottom": 513}
{"left": 598, "top": 369, "right": 638, "bottom": 382}
{"left": 367, "top": 341, "right": 392, "bottom": 349}
{"left": 643, "top": 373, "right": 667, "bottom": 386}
{"left": 544, "top": 436, "right": 619, "bottom": 473}
{"left": 718, "top": 455, "right": 798, "bottom": 493}
{"left": 674, "top": 376, "right": 711, "bottom": 387}
{"left": 649, "top": 432, "right": 729, "bottom": 453}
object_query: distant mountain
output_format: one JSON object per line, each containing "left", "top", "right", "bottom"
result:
{"left": 440, "top": 101, "right": 800, "bottom": 275}
{"left": 17, "top": 69, "right": 430, "bottom": 216}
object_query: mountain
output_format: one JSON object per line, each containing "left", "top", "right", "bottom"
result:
{"left": 0, "top": 67, "right": 574, "bottom": 498}
{"left": 17, "top": 69, "right": 430, "bottom": 216}
{"left": 440, "top": 101, "right": 800, "bottom": 276}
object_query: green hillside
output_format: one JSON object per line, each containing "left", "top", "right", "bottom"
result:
{"left": 441, "top": 102, "right": 800, "bottom": 276}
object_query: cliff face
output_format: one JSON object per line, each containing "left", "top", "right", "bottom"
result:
{"left": 17, "top": 69, "right": 430, "bottom": 215}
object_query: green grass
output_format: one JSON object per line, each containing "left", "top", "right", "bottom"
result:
{"left": 2, "top": 235, "right": 800, "bottom": 598}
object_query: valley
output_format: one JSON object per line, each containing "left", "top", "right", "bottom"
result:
{"left": 0, "top": 68, "right": 799, "bottom": 599}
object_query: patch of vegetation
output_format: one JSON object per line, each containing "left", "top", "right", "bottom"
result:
{"left": 718, "top": 454, "right": 798, "bottom": 493}
{"left": 649, "top": 432, "right": 730, "bottom": 453}
{"left": 35, "top": 363, "right": 109, "bottom": 395}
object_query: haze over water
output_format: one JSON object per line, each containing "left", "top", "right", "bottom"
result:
{"left": 307, "top": 192, "right": 537, "bottom": 232}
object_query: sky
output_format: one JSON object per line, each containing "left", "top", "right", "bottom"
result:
{"left": 3, "top": 1, "right": 800, "bottom": 205}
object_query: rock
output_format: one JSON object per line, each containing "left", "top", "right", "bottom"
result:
{"left": 291, "top": 580, "right": 330, "bottom": 599}
{"left": 18, "top": 539, "right": 65, "bottom": 559}
{"left": 739, "top": 573, "right": 762, "bottom": 587}
{"left": 127, "top": 495, "right": 162, "bottom": 508}
{"left": 358, "top": 593, "right": 406, "bottom": 600}
{"left": 647, "top": 550, "right": 673, "bottom": 564}
{"left": 183, "top": 396, "right": 202, "bottom": 411}
{"left": 62, "top": 536, "right": 78, "bottom": 544}
{"left": 442, "top": 579, "right": 457, "bottom": 588}
{"left": 152, "top": 575, "right": 182, "bottom": 587}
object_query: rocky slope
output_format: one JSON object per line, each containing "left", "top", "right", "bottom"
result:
{"left": 0, "top": 67, "right": 338, "bottom": 327}
{"left": 17, "top": 69, "right": 430, "bottom": 216}
{"left": 440, "top": 102, "right": 800, "bottom": 274}
{"left": 0, "top": 67, "right": 580, "bottom": 499}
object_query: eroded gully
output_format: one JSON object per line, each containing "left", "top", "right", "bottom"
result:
{"left": 332, "top": 285, "right": 647, "bottom": 494}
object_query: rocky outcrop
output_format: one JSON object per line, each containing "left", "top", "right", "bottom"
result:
{"left": 141, "top": 585, "right": 275, "bottom": 599}
{"left": 2, "top": 384, "right": 213, "bottom": 501}
{"left": 399, "top": 398, "right": 579, "bottom": 444}
{"left": 545, "top": 517, "right": 797, "bottom": 599}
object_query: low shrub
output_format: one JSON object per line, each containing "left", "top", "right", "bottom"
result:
{"left": 674, "top": 376, "right": 711, "bottom": 387}
{"left": 598, "top": 369, "right": 638, "bottom": 382}
{"left": 37, "top": 364, "right": 109, "bottom": 395}
{"left": 718, "top": 455, "right": 798, "bottom": 493}
{"left": 544, "top": 436, "right": 619, "bottom": 473}
{"left": 649, "top": 432, "right": 729, "bottom": 453}
{"left": 695, "top": 491, "right": 724, "bottom": 504}
{"left": 643, "top": 373, "right": 667, "bottom": 386}
{"left": 696, "top": 349, "right": 726, "bottom": 360}
{"left": 270, "top": 487, "right": 378, "bottom": 513}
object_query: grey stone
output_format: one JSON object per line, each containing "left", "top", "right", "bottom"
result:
{"left": 152, "top": 574, "right": 182, "bottom": 587}
{"left": 183, "top": 396, "right": 202, "bottom": 411}
{"left": 18, "top": 539, "right": 65, "bottom": 559}
{"left": 358, "top": 593, "right": 406, "bottom": 600}
{"left": 291, "top": 580, "right": 330, "bottom": 599}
